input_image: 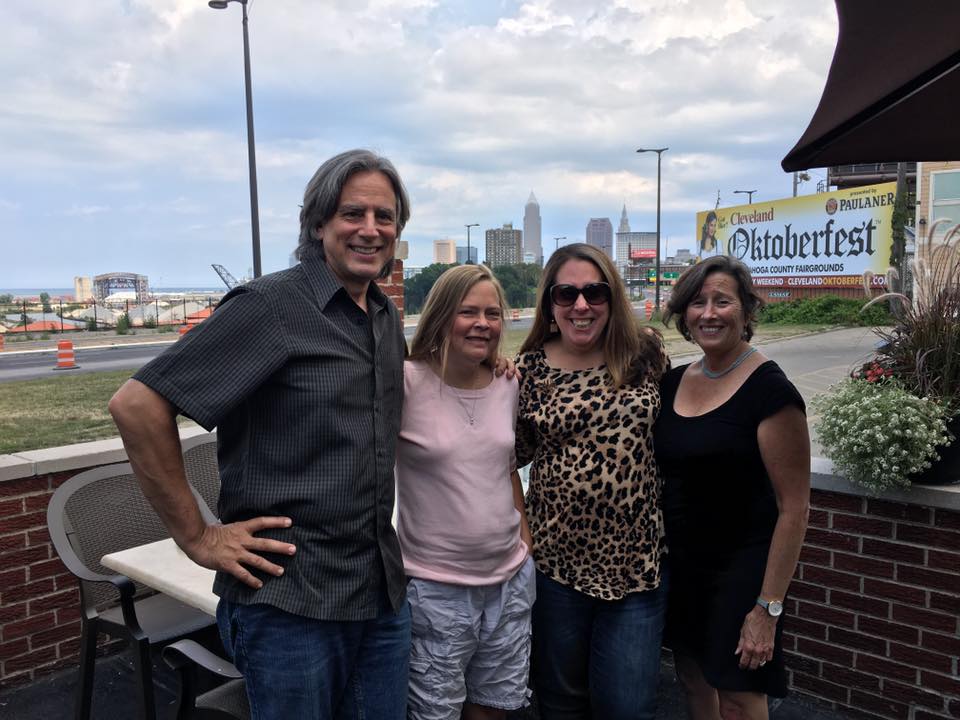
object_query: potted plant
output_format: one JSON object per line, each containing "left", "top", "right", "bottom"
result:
{"left": 815, "top": 220, "right": 960, "bottom": 489}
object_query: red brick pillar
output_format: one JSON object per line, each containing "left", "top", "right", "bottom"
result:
{"left": 377, "top": 259, "right": 405, "bottom": 321}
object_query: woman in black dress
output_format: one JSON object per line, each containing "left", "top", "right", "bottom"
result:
{"left": 653, "top": 256, "right": 810, "bottom": 720}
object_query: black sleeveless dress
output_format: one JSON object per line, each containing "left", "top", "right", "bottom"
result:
{"left": 653, "top": 360, "right": 805, "bottom": 697}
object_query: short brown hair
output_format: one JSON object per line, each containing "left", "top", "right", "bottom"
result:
{"left": 665, "top": 256, "right": 764, "bottom": 341}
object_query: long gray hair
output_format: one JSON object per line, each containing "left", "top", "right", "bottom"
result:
{"left": 295, "top": 149, "right": 411, "bottom": 278}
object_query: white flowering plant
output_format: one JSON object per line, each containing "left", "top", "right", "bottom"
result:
{"left": 813, "top": 379, "right": 951, "bottom": 492}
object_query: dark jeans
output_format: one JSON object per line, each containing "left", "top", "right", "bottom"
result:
{"left": 217, "top": 598, "right": 411, "bottom": 720}
{"left": 532, "top": 570, "right": 667, "bottom": 720}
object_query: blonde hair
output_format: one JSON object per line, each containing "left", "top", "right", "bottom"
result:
{"left": 409, "top": 265, "right": 509, "bottom": 378}
{"left": 519, "top": 243, "right": 663, "bottom": 387}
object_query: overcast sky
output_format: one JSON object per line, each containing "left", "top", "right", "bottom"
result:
{"left": 2, "top": 0, "right": 839, "bottom": 288}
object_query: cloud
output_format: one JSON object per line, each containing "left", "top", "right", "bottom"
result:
{"left": 1, "top": 0, "right": 839, "bottom": 284}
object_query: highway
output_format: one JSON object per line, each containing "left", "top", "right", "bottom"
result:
{"left": 0, "top": 325, "right": 878, "bottom": 456}
{"left": 0, "top": 343, "right": 176, "bottom": 382}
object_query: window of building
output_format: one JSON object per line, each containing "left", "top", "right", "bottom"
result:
{"left": 930, "top": 170, "right": 960, "bottom": 242}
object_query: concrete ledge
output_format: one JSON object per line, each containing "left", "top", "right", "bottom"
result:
{"left": 0, "top": 424, "right": 211, "bottom": 480}
{"left": 811, "top": 455, "right": 960, "bottom": 510}
{"left": 2, "top": 432, "right": 958, "bottom": 512}
{"left": 0, "top": 454, "right": 33, "bottom": 483}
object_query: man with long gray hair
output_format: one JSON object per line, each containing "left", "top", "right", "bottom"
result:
{"left": 110, "top": 149, "right": 411, "bottom": 718}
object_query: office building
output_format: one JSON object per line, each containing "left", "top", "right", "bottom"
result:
{"left": 523, "top": 192, "right": 542, "bottom": 266}
{"left": 456, "top": 246, "right": 479, "bottom": 264}
{"left": 614, "top": 206, "right": 656, "bottom": 265}
{"left": 585, "top": 218, "right": 614, "bottom": 257}
{"left": 433, "top": 238, "right": 457, "bottom": 264}
{"left": 485, "top": 223, "right": 523, "bottom": 268}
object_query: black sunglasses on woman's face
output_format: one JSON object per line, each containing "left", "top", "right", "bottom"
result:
{"left": 549, "top": 282, "right": 612, "bottom": 307}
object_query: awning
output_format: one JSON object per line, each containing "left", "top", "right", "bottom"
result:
{"left": 782, "top": 0, "right": 960, "bottom": 171}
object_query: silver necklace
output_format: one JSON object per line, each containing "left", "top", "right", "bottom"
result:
{"left": 452, "top": 369, "right": 482, "bottom": 425}
{"left": 701, "top": 346, "right": 757, "bottom": 379}
{"left": 455, "top": 390, "right": 479, "bottom": 425}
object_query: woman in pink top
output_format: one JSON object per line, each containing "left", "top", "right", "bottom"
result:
{"left": 396, "top": 264, "right": 534, "bottom": 720}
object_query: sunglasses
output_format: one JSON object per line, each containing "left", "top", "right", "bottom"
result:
{"left": 549, "top": 282, "right": 612, "bottom": 307}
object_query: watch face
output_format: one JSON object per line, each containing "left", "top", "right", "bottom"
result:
{"left": 768, "top": 600, "right": 784, "bottom": 617}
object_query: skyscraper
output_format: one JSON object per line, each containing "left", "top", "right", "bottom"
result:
{"left": 485, "top": 223, "right": 523, "bottom": 267}
{"left": 523, "top": 191, "right": 542, "bottom": 266}
{"left": 585, "top": 218, "right": 614, "bottom": 257}
{"left": 618, "top": 203, "right": 630, "bottom": 234}
{"left": 433, "top": 238, "right": 456, "bottom": 264}
{"left": 614, "top": 205, "right": 655, "bottom": 264}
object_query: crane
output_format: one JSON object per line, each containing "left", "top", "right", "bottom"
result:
{"left": 211, "top": 264, "right": 241, "bottom": 290}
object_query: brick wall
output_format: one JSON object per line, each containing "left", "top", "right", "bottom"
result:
{"left": 378, "top": 258, "right": 404, "bottom": 320}
{"left": 785, "top": 488, "right": 960, "bottom": 720}
{"left": 0, "top": 470, "right": 80, "bottom": 686}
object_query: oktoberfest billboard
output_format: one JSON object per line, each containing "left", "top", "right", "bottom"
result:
{"left": 695, "top": 182, "right": 895, "bottom": 289}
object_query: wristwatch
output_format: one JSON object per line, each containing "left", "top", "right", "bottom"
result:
{"left": 756, "top": 597, "right": 784, "bottom": 617}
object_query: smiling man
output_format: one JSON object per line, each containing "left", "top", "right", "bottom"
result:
{"left": 109, "top": 149, "right": 411, "bottom": 719}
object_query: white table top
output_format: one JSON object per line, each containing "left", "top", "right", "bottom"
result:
{"left": 101, "top": 537, "right": 218, "bottom": 616}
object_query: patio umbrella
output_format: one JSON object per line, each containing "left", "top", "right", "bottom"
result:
{"left": 782, "top": 0, "right": 960, "bottom": 171}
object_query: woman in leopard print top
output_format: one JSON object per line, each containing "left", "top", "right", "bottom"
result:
{"left": 515, "top": 243, "right": 668, "bottom": 719}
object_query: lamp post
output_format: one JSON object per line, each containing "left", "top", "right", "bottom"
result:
{"left": 465, "top": 223, "right": 479, "bottom": 264}
{"left": 209, "top": 0, "right": 262, "bottom": 278}
{"left": 636, "top": 147, "right": 668, "bottom": 312}
{"left": 553, "top": 236, "right": 566, "bottom": 251}
{"left": 734, "top": 189, "right": 757, "bottom": 204}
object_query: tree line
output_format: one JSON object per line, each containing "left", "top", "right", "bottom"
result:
{"left": 404, "top": 263, "right": 543, "bottom": 315}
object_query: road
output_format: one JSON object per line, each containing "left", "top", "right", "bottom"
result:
{"left": 0, "top": 325, "right": 877, "bottom": 390}
{"left": 0, "top": 325, "right": 879, "bottom": 457}
{"left": 702, "top": 326, "right": 879, "bottom": 456}
{"left": 0, "top": 343, "right": 177, "bottom": 382}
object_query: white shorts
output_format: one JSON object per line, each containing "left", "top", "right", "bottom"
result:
{"left": 407, "top": 556, "right": 536, "bottom": 720}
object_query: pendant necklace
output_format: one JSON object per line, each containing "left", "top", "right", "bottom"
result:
{"left": 701, "top": 346, "right": 757, "bottom": 379}
{"left": 453, "top": 369, "right": 481, "bottom": 425}
{"left": 455, "top": 391, "right": 479, "bottom": 425}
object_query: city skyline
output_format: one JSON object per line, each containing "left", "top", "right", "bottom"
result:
{"left": 2, "top": 1, "right": 839, "bottom": 286}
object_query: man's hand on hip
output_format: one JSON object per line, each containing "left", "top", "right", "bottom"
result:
{"left": 184, "top": 516, "right": 297, "bottom": 589}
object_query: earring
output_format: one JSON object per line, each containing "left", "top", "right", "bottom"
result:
{"left": 549, "top": 318, "right": 558, "bottom": 334}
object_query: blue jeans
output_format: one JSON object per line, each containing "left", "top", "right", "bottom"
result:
{"left": 532, "top": 570, "right": 667, "bottom": 720}
{"left": 217, "top": 598, "right": 411, "bottom": 720}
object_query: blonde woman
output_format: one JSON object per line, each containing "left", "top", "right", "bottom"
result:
{"left": 397, "top": 264, "right": 534, "bottom": 720}
{"left": 516, "top": 243, "right": 668, "bottom": 719}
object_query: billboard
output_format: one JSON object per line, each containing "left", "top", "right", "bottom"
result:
{"left": 630, "top": 248, "right": 656, "bottom": 259}
{"left": 695, "top": 182, "right": 896, "bottom": 289}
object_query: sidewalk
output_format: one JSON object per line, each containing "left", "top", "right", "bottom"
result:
{"left": 0, "top": 648, "right": 845, "bottom": 720}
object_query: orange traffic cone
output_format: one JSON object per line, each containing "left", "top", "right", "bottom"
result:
{"left": 54, "top": 340, "right": 79, "bottom": 370}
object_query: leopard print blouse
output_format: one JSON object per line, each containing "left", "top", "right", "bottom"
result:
{"left": 516, "top": 347, "right": 666, "bottom": 600}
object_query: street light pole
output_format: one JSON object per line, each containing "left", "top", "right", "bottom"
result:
{"left": 637, "top": 147, "right": 668, "bottom": 313}
{"left": 554, "top": 236, "right": 567, "bottom": 251}
{"left": 734, "top": 189, "right": 757, "bottom": 204}
{"left": 465, "top": 223, "right": 479, "bottom": 264}
{"left": 210, "top": 0, "right": 262, "bottom": 278}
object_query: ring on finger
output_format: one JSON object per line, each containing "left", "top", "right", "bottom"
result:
{"left": 759, "top": 660, "right": 766, "bottom": 666}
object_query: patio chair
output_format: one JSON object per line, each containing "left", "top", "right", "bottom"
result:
{"left": 181, "top": 433, "right": 221, "bottom": 518}
{"left": 163, "top": 639, "right": 249, "bottom": 720}
{"left": 47, "top": 462, "right": 219, "bottom": 720}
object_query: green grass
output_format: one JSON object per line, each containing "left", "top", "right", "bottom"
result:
{"left": 0, "top": 369, "right": 194, "bottom": 455}
{"left": 0, "top": 322, "right": 831, "bottom": 455}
